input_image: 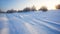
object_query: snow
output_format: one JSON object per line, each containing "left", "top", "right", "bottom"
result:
{"left": 0, "top": 10, "right": 60, "bottom": 34}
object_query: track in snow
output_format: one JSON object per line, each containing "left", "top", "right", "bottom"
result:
{"left": 0, "top": 10, "right": 60, "bottom": 34}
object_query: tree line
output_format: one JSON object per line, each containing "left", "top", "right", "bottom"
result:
{"left": 0, "top": 4, "right": 60, "bottom": 13}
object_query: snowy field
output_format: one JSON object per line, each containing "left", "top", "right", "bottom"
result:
{"left": 0, "top": 10, "right": 60, "bottom": 34}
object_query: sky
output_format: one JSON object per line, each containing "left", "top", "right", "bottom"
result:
{"left": 0, "top": 0, "right": 60, "bottom": 11}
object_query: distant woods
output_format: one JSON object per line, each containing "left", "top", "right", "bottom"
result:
{"left": 0, "top": 4, "right": 60, "bottom": 13}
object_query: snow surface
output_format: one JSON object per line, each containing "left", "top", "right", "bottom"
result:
{"left": 0, "top": 10, "right": 60, "bottom": 34}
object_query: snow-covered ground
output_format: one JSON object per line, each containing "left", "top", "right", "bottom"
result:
{"left": 0, "top": 10, "right": 60, "bottom": 34}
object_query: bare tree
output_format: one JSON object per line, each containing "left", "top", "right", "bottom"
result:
{"left": 39, "top": 6, "right": 48, "bottom": 11}
{"left": 7, "top": 9, "right": 17, "bottom": 13}
{"left": 56, "top": 4, "right": 60, "bottom": 9}
{"left": 0, "top": 9, "right": 4, "bottom": 13}
{"left": 23, "top": 7, "right": 31, "bottom": 11}
{"left": 31, "top": 5, "right": 36, "bottom": 11}
{"left": 0, "top": 9, "right": 2, "bottom": 13}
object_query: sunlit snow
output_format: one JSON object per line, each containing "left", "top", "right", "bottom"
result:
{"left": 0, "top": 10, "right": 60, "bottom": 34}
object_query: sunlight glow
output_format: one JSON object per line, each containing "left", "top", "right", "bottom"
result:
{"left": 0, "top": 0, "right": 60, "bottom": 11}
{"left": 27, "top": 0, "right": 60, "bottom": 10}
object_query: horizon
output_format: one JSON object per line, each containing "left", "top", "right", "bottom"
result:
{"left": 0, "top": 0, "right": 60, "bottom": 11}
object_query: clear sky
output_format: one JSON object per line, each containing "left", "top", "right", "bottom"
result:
{"left": 0, "top": 0, "right": 60, "bottom": 11}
